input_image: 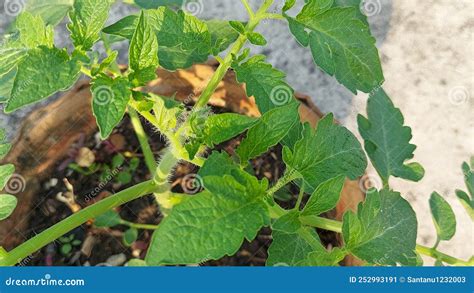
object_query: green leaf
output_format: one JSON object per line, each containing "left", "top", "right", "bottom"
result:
{"left": 287, "top": 0, "right": 384, "bottom": 93}
{"left": 429, "top": 192, "right": 456, "bottom": 241}
{"left": 5, "top": 47, "right": 81, "bottom": 113}
{"left": 283, "top": 114, "right": 367, "bottom": 193}
{"left": 456, "top": 190, "right": 474, "bottom": 221}
{"left": 281, "top": 121, "right": 304, "bottom": 151}
{"left": 237, "top": 102, "right": 300, "bottom": 162}
{"left": 123, "top": 228, "right": 138, "bottom": 246}
{"left": 94, "top": 210, "right": 122, "bottom": 227}
{"left": 112, "top": 154, "right": 125, "bottom": 169}
{"left": 0, "top": 143, "right": 12, "bottom": 161}
{"left": 134, "top": 0, "right": 183, "bottom": 9}
{"left": 0, "top": 48, "right": 27, "bottom": 79}
{"left": 206, "top": 20, "right": 241, "bottom": 55}
{"left": 151, "top": 94, "right": 184, "bottom": 133}
{"left": 199, "top": 113, "right": 258, "bottom": 147}
{"left": 68, "top": 0, "right": 112, "bottom": 51}
{"left": 456, "top": 158, "right": 474, "bottom": 220}
{"left": 0, "top": 194, "right": 17, "bottom": 221}
{"left": 0, "top": 164, "right": 14, "bottom": 190}
{"left": 229, "top": 20, "right": 246, "bottom": 35}
{"left": 234, "top": 55, "right": 295, "bottom": 113}
{"left": 145, "top": 8, "right": 211, "bottom": 70}
{"left": 129, "top": 12, "right": 159, "bottom": 85}
{"left": 333, "top": 0, "right": 368, "bottom": 23}
{"left": 15, "top": 12, "right": 55, "bottom": 49}
{"left": 299, "top": 248, "right": 346, "bottom": 266}
{"left": 0, "top": 12, "right": 54, "bottom": 89}
{"left": 146, "top": 172, "right": 270, "bottom": 265}
{"left": 247, "top": 32, "right": 267, "bottom": 46}
{"left": 358, "top": 87, "right": 424, "bottom": 182}
{"left": 342, "top": 188, "right": 418, "bottom": 266}
{"left": 0, "top": 69, "right": 16, "bottom": 103}
{"left": 104, "top": 8, "right": 211, "bottom": 70}
{"left": 91, "top": 75, "right": 132, "bottom": 139}
{"left": 60, "top": 243, "right": 72, "bottom": 255}
{"left": 301, "top": 175, "right": 345, "bottom": 217}
{"left": 26, "top": 0, "right": 74, "bottom": 26}
{"left": 117, "top": 171, "right": 132, "bottom": 185}
{"left": 462, "top": 158, "right": 474, "bottom": 197}
{"left": 102, "top": 15, "right": 138, "bottom": 39}
{"left": 198, "top": 151, "right": 239, "bottom": 179}
{"left": 283, "top": 0, "right": 297, "bottom": 11}
{"left": 0, "top": 11, "right": 56, "bottom": 79}
{"left": 267, "top": 210, "right": 327, "bottom": 266}
{"left": 92, "top": 51, "right": 118, "bottom": 76}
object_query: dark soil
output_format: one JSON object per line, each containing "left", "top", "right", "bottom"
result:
{"left": 23, "top": 110, "right": 339, "bottom": 267}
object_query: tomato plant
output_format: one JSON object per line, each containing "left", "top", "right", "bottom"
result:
{"left": 0, "top": 0, "right": 472, "bottom": 267}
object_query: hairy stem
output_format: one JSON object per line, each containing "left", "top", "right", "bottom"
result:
{"left": 267, "top": 169, "right": 300, "bottom": 196}
{"left": 129, "top": 107, "right": 158, "bottom": 175}
{"left": 128, "top": 101, "right": 204, "bottom": 167}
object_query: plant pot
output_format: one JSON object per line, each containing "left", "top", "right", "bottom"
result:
{"left": 0, "top": 60, "right": 365, "bottom": 266}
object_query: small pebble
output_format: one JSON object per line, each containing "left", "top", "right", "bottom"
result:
{"left": 105, "top": 253, "right": 127, "bottom": 266}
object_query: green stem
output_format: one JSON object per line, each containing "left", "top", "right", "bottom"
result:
{"left": 299, "top": 215, "right": 343, "bottom": 233}
{"left": 128, "top": 101, "right": 204, "bottom": 167}
{"left": 121, "top": 220, "right": 159, "bottom": 230}
{"left": 80, "top": 66, "right": 92, "bottom": 77}
{"left": 241, "top": 0, "right": 254, "bottom": 17}
{"left": 0, "top": 180, "right": 157, "bottom": 266}
{"left": 129, "top": 107, "right": 158, "bottom": 175}
{"left": 193, "top": 35, "right": 247, "bottom": 109}
{"left": 193, "top": 0, "right": 271, "bottom": 110}
{"left": 258, "top": 0, "right": 275, "bottom": 13}
{"left": 416, "top": 244, "right": 473, "bottom": 266}
{"left": 153, "top": 150, "right": 178, "bottom": 185}
{"left": 1, "top": 146, "right": 181, "bottom": 266}
{"left": 298, "top": 215, "right": 472, "bottom": 266}
{"left": 294, "top": 186, "right": 305, "bottom": 211}
{"left": 267, "top": 169, "right": 300, "bottom": 196}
